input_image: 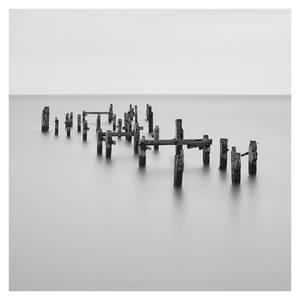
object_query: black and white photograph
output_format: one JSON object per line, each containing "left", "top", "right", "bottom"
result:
{"left": 8, "top": 8, "right": 291, "bottom": 292}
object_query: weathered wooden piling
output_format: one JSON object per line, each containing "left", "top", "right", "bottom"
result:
{"left": 134, "top": 105, "right": 138, "bottom": 123}
{"left": 54, "top": 118, "right": 59, "bottom": 136}
{"left": 83, "top": 119, "right": 89, "bottom": 141}
{"left": 146, "top": 104, "right": 150, "bottom": 121}
{"left": 202, "top": 135, "right": 211, "bottom": 165}
{"left": 77, "top": 114, "right": 81, "bottom": 132}
{"left": 129, "top": 104, "right": 134, "bottom": 121}
{"left": 134, "top": 122, "right": 144, "bottom": 154}
{"left": 105, "top": 130, "right": 116, "bottom": 158}
{"left": 231, "top": 147, "right": 241, "bottom": 184}
{"left": 148, "top": 106, "right": 153, "bottom": 134}
{"left": 248, "top": 141, "right": 257, "bottom": 175}
{"left": 139, "top": 136, "right": 150, "bottom": 167}
{"left": 219, "top": 138, "right": 228, "bottom": 170}
{"left": 124, "top": 112, "right": 132, "bottom": 142}
{"left": 174, "top": 150, "right": 184, "bottom": 187}
{"left": 41, "top": 106, "right": 50, "bottom": 132}
{"left": 97, "top": 128, "right": 103, "bottom": 155}
{"left": 65, "top": 113, "right": 69, "bottom": 128}
{"left": 112, "top": 114, "right": 117, "bottom": 131}
{"left": 153, "top": 125, "right": 160, "bottom": 150}
{"left": 117, "top": 118, "right": 122, "bottom": 138}
{"left": 70, "top": 112, "right": 73, "bottom": 127}
{"left": 175, "top": 119, "right": 183, "bottom": 155}
{"left": 108, "top": 104, "right": 113, "bottom": 123}
{"left": 96, "top": 114, "right": 101, "bottom": 131}
{"left": 65, "top": 117, "right": 72, "bottom": 138}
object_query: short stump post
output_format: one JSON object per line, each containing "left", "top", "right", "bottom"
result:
{"left": 248, "top": 140, "right": 258, "bottom": 175}
{"left": 231, "top": 146, "right": 241, "bottom": 184}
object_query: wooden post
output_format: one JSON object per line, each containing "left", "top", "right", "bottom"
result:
{"left": 97, "top": 128, "right": 103, "bottom": 155}
{"left": 174, "top": 151, "right": 184, "bottom": 187}
{"left": 105, "top": 130, "right": 116, "bottom": 158}
{"left": 54, "top": 117, "right": 59, "bottom": 136}
{"left": 77, "top": 114, "right": 81, "bottom": 132}
{"left": 148, "top": 106, "right": 153, "bottom": 134}
{"left": 248, "top": 140, "right": 257, "bottom": 175}
{"left": 117, "top": 118, "right": 122, "bottom": 138}
{"left": 146, "top": 104, "right": 150, "bottom": 121}
{"left": 65, "top": 113, "right": 69, "bottom": 128}
{"left": 202, "top": 135, "right": 210, "bottom": 165}
{"left": 112, "top": 114, "right": 117, "bottom": 131}
{"left": 83, "top": 119, "right": 89, "bottom": 141}
{"left": 65, "top": 118, "right": 71, "bottom": 138}
{"left": 139, "top": 136, "right": 149, "bottom": 167}
{"left": 129, "top": 104, "right": 134, "bottom": 120}
{"left": 219, "top": 138, "right": 228, "bottom": 170}
{"left": 134, "top": 122, "right": 143, "bottom": 154}
{"left": 134, "top": 105, "right": 138, "bottom": 123}
{"left": 41, "top": 106, "right": 50, "bottom": 132}
{"left": 153, "top": 125, "right": 160, "bottom": 150}
{"left": 96, "top": 114, "right": 101, "bottom": 131}
{"left": 124, "top": 113, "right": 132, "bottom": 142}
{"left": 108, "top": 104, "right": 113, "bottom": 123}
{"left": 231, "top": 146, "right": 241, "bottom": 184}
{"left": 70, "top": 112, "right": 73, "bottom": 127}
{"left": 175, "top": 119, "right": 183, "bottom": 155}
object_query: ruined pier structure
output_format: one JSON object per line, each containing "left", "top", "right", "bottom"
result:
{"left": 41, "top": 103, "right": 257, "bottom": 187}
{"left": 138, "top": 119, "right": 213, "bottom": 187}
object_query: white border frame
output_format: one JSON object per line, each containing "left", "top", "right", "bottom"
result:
{"left": 1, "top": 1, "right": 297, "bottom": 299}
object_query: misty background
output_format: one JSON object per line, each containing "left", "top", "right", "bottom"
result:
{"left": 10, "top": 9, "right": 290, "bottom": 96}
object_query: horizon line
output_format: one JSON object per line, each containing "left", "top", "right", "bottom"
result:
{"left": 9, "top": 93, "right": 291, "bottom": 98}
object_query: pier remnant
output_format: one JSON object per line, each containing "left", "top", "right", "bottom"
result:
{"left": 82, "top": 104, "right": 114, "bottom": 124}
{"left": 105, "top": 130, "right": 116, "bottom": 158}
{"left": 77, "top": 114, "right": 81, "bottom": 132}
{"left": 219, "top": 138, "right": 228, "bottom": 170}
{"left": 231, "top": 147, "right": 241, "bottom": 184}
{"left": 65, "top": 116, "right": 72, "bottom": 138}
{"left": 83, "top": 119, "right": 90, "bottom": 141}
{"left": 54, "top": 118, "right": 59, "bottom": 136}
{"left": 41, "top": 106, "right": 50, "bottom": 132}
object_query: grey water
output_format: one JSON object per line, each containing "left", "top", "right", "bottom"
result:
{"left": 9, "top": 95, "right": 291, "bottom": 290}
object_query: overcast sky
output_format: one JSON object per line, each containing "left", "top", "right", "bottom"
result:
{"left": 9, "top": 10, "right": 290, "bottom": 95}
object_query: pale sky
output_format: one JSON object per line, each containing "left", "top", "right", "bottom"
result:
{"left": 9, "top": 9, "right": 290, "bottom": 95}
